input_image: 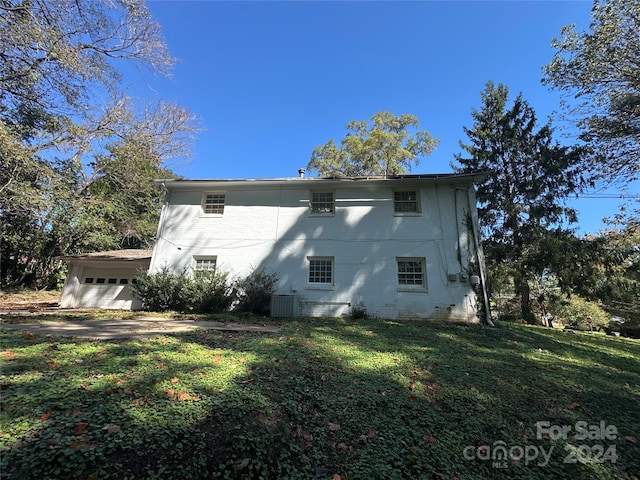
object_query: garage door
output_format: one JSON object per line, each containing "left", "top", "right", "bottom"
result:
{"left": 75, "top": 267, "right": 141, "bottom": 309}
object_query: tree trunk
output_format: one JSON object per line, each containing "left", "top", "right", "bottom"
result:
{"left": 516, "top": 278, "right": 536, "bottom": 324}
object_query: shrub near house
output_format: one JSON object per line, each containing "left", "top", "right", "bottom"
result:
{"left": 131, "top": 267, "right": 277, "bottom": 315}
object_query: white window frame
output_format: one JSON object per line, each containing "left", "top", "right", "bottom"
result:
{"left": 193, "top": 256, "right": 217, "bottom": 272}
{"left": 393, "top": 190, "right": 421, "bottom": 215}
{"left": 309, "top": 191, "right": 335, "bottom": 216}
{"left": 307, "top": 256, "right": 334, "bottom": 288}
{"left": 396, "top": 257, "right": 427, "bottom": 291}
{"left": 201, "top": 192, "right": 226, "bottom": 215}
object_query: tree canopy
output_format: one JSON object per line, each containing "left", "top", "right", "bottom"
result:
{"left": 0, "top": 0, "right": 173, "bottom": 116}
{"left": 307, "top": 111, "right": 439, "bottom": 177}
{"left": 542, "top": 0, "right": 640, "bottom": 185}
{"left": 453, "top": 81, "right": 587, "bottom": 322}
{"left": 0, "top": 0, "right": 198, "bottom": 288}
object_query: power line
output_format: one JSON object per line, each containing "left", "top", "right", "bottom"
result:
{"left": 576, "top": 194, "right": 640, "bottom": 199}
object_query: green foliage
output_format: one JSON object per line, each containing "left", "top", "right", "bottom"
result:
{"left": 1, "top": 320, "right": 639, "bottom": 479}
{"left": 234, "top": 268, "right": 279, "bottom": 316}
{"left": 453, "top": 81, "right": 587, "bottom": 322}
{"left": 0, "top": 0, "right": 174, "bottom": 115}
{"left": 543, "top": 0, "right": 640, "bottom": 185}
{"left": 130, "top": 267, "right": 191, "bottom": 312}
{"left": 0, "top": 1, "right": 198, "bottom": 289}
{"left": 131, "top": 267, "right": 234, "bottom": 314}
{"left": 189, "top": 270, "right": 235, "bottom": 314}
{"left": 547, "top": 293, "right": 609, "bottom": 330}
{"left": 350, "top": 302, "right": 368, "bottom": 319}
{"left": 307, "top": 111, "right": 439, "bottom": 177}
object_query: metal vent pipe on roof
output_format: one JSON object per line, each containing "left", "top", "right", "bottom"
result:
{"left": 298, "top": 169, "right": 305, "bottom": 178}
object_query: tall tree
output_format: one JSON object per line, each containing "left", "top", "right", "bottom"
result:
{"left": 453, "top": 81, "right": 587, "bottom": 322}
{"left": 0, "top": 0, "right": 173, "bottom": 117}
{"left": 542, "top": 0, "right": 640, "bottom": 185}
{"left": 307, "top": 111, "right": 439, "bottom": 176}
{"left": 0, "top": 0, "right": 198, "bottom": 288}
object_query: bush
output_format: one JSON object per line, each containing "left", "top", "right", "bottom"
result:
{"left": 350, "top": 302, "right": 368, "bottom": 319}
{"left": 234, "top": 268, "right": 279, "bottom": 316}
{"left": 189, "top": 270, "right": 235, "bottom": 313}
{"left": 131, "top": 267, "right": 191, "bottom": 312}
{"left": 132, "top": 267, "right": 235, "bottom": 313}
{"left": 548, "top": 293, "right": 608, "bottom": 330}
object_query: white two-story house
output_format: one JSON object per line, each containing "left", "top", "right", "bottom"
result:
{"left": 148, "top": 173, "right": 489, "bottom": 322}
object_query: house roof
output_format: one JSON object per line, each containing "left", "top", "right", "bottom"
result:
{"left": 154, "top": 172, "right": 489, "bottom": 190}
{"left": 57, "top": 249, "right": 153, "bottom": 261}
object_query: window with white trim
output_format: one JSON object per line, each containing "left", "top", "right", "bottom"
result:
{"left": 310, "top": 191, "right": 334, "bottom": 215}
{"left": 394, "top": 190, "right": 420, "bottom": 214}
{"left": 308, "top": 257, "right": 334, "bottom": 285}
{"left": 397, "top": 257, "right": 427, "bottom": 290}
{"left": 202, "top": 192, "right": 225, "bottom": 215}
{"left": 193, "top": 256, "right": 217, "bottom": 271}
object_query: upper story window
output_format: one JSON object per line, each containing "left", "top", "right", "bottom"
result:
{"left": 308, "top": 256, "right": 334, "bottom": 286}
{"left": 310, "top": 191, "right": 335, "bottom": 215}
{"left": 193, "top": 256, "right": 217, "bottom": 271}
{"left": 202, "top": 192, "right": 225, "bottom": 215}
{"left": 397, "top": 257, "right": 427, "bottom": 291}
{"left": 394, "top": 190, "right": 420, "bottom": 214}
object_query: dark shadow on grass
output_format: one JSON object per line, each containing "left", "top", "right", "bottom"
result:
{"left": 1, "top": 320, "right": 639, "bottom": 480}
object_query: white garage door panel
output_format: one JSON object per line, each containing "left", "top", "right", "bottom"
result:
{"left": 78, "top": 267, "right": 139, "bottom": 309}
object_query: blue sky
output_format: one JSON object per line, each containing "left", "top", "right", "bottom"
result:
{"left": 136, "top": 0, "right": 636, "bottom": 234}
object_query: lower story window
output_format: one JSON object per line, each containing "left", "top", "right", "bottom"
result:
{"left": 194, "top": 256, "right": 217, "bottom": 271}
{"left": 397, "top": 257, "right": 426, "bottom": 289}
{"left": 308, "top": 257, "right": 334, "bottom": 285}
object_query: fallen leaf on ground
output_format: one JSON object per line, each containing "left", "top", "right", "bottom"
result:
{"left": 177, "top": 391, "right": 191, "bottom": 401}
{"left": 1, "top": 350, "right": 16, "bottom": 361}
{"left": 103, "top": 425, "right": 121, "bottom": 434}
{"left": 423, "top": 435, "right": 436, "bottom": 444}
{"left": 70, "top": 439, "right": 98, "bottom": 450}
{"left": 74, "top": 422, "right": 89, "bottom": 435}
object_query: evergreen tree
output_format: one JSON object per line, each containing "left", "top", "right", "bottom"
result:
{"left": 453, "top": 81, "right": 587, "bottom": 322}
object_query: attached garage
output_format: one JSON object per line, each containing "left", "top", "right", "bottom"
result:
{"left": 58, "top": 250, "right": 152, "bottom": 310}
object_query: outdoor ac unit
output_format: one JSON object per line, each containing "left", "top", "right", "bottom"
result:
{"left": 270, "top": 294, "right": 299, "bottom": 318}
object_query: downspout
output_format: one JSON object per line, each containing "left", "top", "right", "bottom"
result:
{"left": 149, "top": 181, "right": 170, "bottom": 273}
{"left": 467, "top": 186, "right": 494, "bottom": 326}
{"left": 453, "top": 188, "right": 465, "bottom": 270}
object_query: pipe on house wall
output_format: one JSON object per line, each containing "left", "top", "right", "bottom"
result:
{"left": 465, "top": 186, "right": 494, "bottom": 326}
{"left": 149, "top": 182, "right": 171, "bottom": 273}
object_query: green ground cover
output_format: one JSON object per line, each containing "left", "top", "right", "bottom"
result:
{"left": 1, "top": 319, "right": 638, "bottom": 479}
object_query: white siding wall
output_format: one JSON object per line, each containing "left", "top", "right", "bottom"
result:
{"left": 150, "top": 181, "right": 481, "bottom": 322}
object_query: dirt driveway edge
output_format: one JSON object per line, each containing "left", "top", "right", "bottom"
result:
{"left": 1, "top": 317, "right": 281, "bottom": 340}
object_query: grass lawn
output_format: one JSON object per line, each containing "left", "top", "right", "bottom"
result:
{"left": 1, "top": 317, "right": 639, "bottom": 479}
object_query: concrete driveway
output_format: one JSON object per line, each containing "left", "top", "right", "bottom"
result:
{"left": 1, "top": 316, "right": 281, "bottom": 340}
